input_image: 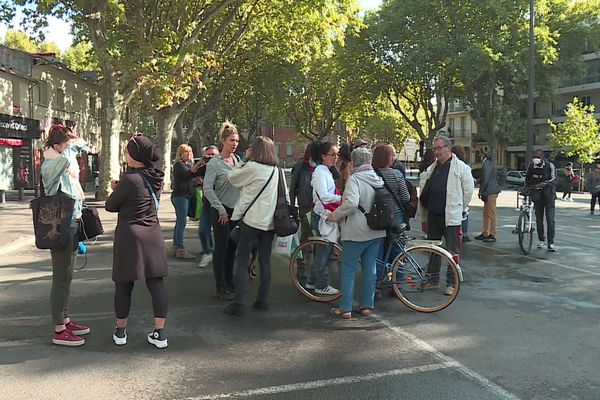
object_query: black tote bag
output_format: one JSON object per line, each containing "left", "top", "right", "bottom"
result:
{"left": 78, "top": 206, "right": 104, "bottom": 241}
{"left": 273, "top": 168, "right": 299, "bottom": 237}
{"left": 30, "top": 195, "right": 75, "bottom": 249}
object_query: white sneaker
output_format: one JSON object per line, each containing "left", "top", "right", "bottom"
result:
{"left": 305, "top": 283, "right": 316, "bottom": 290}
{"left": 569, "top": 198, "right": 574, "bottom": 202}
{"left": 147, "top": 330, "right": 168, "bottom": 349}
{"left": 113, "top": 327, "right": 127, "bottom": 346}
{"left": 314, "top": 285, "right": 340, "bottom": 295}
{"left": 537, "top": 241, "right": 546, "bottom": 249}
{"left": 198, "top": 253, "right": 213, "bottom": 268}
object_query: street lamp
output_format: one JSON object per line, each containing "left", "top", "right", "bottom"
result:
{"left": 526, "top": 0, "right": 535, "bottom": 165}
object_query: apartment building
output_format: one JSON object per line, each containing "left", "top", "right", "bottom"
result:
{"left": 445, "top": 52, "right": 600, "bottom": 170}
{"left": 0, "top": 45, "right": 100, "bottom": 192}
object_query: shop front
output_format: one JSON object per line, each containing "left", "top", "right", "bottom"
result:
{"left": 0, "top": 113, "right": 41, "bottom": 191}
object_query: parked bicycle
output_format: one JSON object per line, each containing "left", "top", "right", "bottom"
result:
{"left": 289, "top": 225, "right": 463, "bottom": 313}
{"left": 514, "top": 186, "right": 541, "bottom": 255}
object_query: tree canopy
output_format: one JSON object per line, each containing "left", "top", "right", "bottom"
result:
{"left": 549, "top": 97, "right": 600, "bottom": 165}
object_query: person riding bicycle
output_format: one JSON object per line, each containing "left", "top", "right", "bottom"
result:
{"left": 525, "top": 150, "right": 557, "bottom": 252}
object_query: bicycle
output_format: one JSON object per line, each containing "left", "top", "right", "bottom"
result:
{"left": 515, "top": 186, "right": 539, "bottom": 255}
{"left": 289, "top": 225, "right": 463, "bottom": 313}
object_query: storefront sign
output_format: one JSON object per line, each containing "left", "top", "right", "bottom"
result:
{"left": 0, "top": 138, "right": 24, "bottom": 147}
{"left": 0, "top": 113, "right": 41, "bottom": 139}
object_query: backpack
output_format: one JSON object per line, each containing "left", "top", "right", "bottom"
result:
{"left": 358, "top": 186, "right": 395, "bottom": 230}
{"left": 403, "top": 180, "right": 418, "bottom": 219}
{"left": 297, "top": 168, "right": 314, "bottom": 208}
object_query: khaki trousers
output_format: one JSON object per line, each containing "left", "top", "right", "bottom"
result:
{"left": 482, "top": 193, "right": 498, "bottom": 237}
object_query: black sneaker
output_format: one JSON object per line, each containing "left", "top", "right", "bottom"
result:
{"left": 474, "top": 234, "right": 488, "bottom": 240}
{"left": 253, "top": 300, "right": 269, "bottom": 311}
{"left": 223, "top": 303, "right": 245, "bottom": 316}
{"left": 147, "top": 329, "right": 168, "bottom": 349}
{"left": 483, "top": 236, "right": 497, "bottom": 243}
{"left": 547, "top": 244, "right": 556, "bottom": 252}
{"left": 113, "top": 327, "right": 127, "bottom": 346}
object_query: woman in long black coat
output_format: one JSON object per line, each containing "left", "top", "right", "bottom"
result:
{"left": 105, "top": 135, "right": 169, "bottom": 349}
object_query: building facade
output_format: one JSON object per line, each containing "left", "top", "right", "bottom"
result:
{"left": 445, "top": 52, "right": 600, "bottom": 170}
{"left": 0, "top": 45, "right": 100, "bottom": 193}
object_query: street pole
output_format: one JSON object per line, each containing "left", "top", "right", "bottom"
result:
{"left": 526, "top": 0, "right": 535, "bottom": 165}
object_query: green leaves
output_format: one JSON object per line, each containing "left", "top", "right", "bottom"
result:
{"left": 549, "top": 98, "right": 600, "bottom": 165}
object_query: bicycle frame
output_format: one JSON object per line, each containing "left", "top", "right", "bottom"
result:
{"left": 377, "top": 236, "right": 464, "bottom": 285}
{"left": 518, "top": 189, "right": 535, "bottom": 231}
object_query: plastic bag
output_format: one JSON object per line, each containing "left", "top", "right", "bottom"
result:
{"left": 273, "top": 232, "right": 300, "bottom": 257}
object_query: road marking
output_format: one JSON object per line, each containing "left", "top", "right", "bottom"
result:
{"left": 377, "top": 316, "right": 523, "bottom": 400}
{"left": 469, "top": 242, "right": 600, "bottom": 277}
{"left": 187, "top": 362, "right": 457, "bottom": 399}
{"left": 0, "top": 236, "right": 35, "bottom": 255}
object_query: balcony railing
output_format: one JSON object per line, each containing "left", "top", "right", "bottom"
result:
{"left": 559, "top": 73, "right": 600, "bottom": 88}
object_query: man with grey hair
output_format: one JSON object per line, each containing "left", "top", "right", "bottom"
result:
{"left": 420, "top": 136, "right": 474, "bottom": 296}
{"left": 327, "top": 147, "right": 387, "bottom": 318}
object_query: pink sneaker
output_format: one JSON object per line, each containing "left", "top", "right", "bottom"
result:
{"left": 53, "top": 330, "right": 85, "bottom": 346}
{"left": 65, "top": 320, "right": 90, "bottom": 335}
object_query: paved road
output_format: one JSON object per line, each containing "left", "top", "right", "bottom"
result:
{"left": 1, "top": 190, "right": 599, "bottom": 400}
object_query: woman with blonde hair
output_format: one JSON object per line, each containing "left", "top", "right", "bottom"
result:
{"left": 203, "top": 121, "right": 241, "bottom": 300}
{"left": 171, "top": 144, "right": 203, "bottom": 259}
{"left": 223, "top": 136, "right": 281, "bottom": 316}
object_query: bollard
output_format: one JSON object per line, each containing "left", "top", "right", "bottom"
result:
{"left": 0, "top": 190, "right": 5, "bottom": 203}
{"left": 19, "top": 186, "right": 24, "bottom": 201}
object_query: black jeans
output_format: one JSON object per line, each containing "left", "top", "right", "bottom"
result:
{"left": 534, "top": 197, "right": 556, "bottom": 244}
{"left": 211, "top": 207, "right": 237, "bottom": 292}
{"left": 591, "top": 192, "right": 600, "bottom": 213}
{"left": 233, "top": 223, "right": 276, "bottom": 306}
{"left": 426, "top": 212, "right": 460, "bottom": 286}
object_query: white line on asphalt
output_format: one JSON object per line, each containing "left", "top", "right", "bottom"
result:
{"left": 0, "top": 236, "right": 35, "bottom": 255}
{"left": 377, "top": 316, "right": 523, "bottom": 400}
{"left": 469, "top": 242, "right": 600, "bottom": 277}
{"left": 186, "top": 362, "right": 457, "bottom": 400}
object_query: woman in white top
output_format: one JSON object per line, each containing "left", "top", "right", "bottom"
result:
{"left": 307, "top": 142, "right": 341, "bottom": 295}
{"left": 223, "top": 136, "right": 280, "bottom": 316}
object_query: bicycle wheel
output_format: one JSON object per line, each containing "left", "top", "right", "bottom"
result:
{"left": 517, "top": 211, "right": 533, "bottom": 255}
{"left": 390, "top": 245, "right": 460, "bottom": 313}
{"left": 289, "top": 238, "right": 342, "bottom": 302}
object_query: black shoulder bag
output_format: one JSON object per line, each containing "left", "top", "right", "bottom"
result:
{"left": 273, "top": 167, "right": 299, "bottom": 237}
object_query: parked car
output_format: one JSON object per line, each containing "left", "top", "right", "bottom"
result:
{"left": 506, "top": 170, "right": 526, "bottom": 187}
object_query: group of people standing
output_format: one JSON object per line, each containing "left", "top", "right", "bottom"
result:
{"left": 42, "top": 117, "right": 597, "bottom": 348}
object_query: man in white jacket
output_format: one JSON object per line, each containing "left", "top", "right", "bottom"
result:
{"left": 420, "top": 136, "right": 474, "bottom": 296}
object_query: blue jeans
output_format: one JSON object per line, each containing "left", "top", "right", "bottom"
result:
{"left": 340, "top": 238, "right": 382, "bottom": 313}
{"left": 198, "top": 204, "right": 213, "bottom": 255}
{"left": 171, "top": 196, "right": 190, "bottom": 249}
{"left": 308, "top": 213, "right": 333, "bottom": 289}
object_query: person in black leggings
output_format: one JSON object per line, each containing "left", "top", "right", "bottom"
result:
{"left": 203, "top": 122, "right": 241, "bottom": 300}
{"left": 106, "top": 135, "right": 169, "bottom": 348}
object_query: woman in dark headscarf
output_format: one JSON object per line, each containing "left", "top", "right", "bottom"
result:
{"left": 105, "top": 134, "right": 169, "bottom": 349}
